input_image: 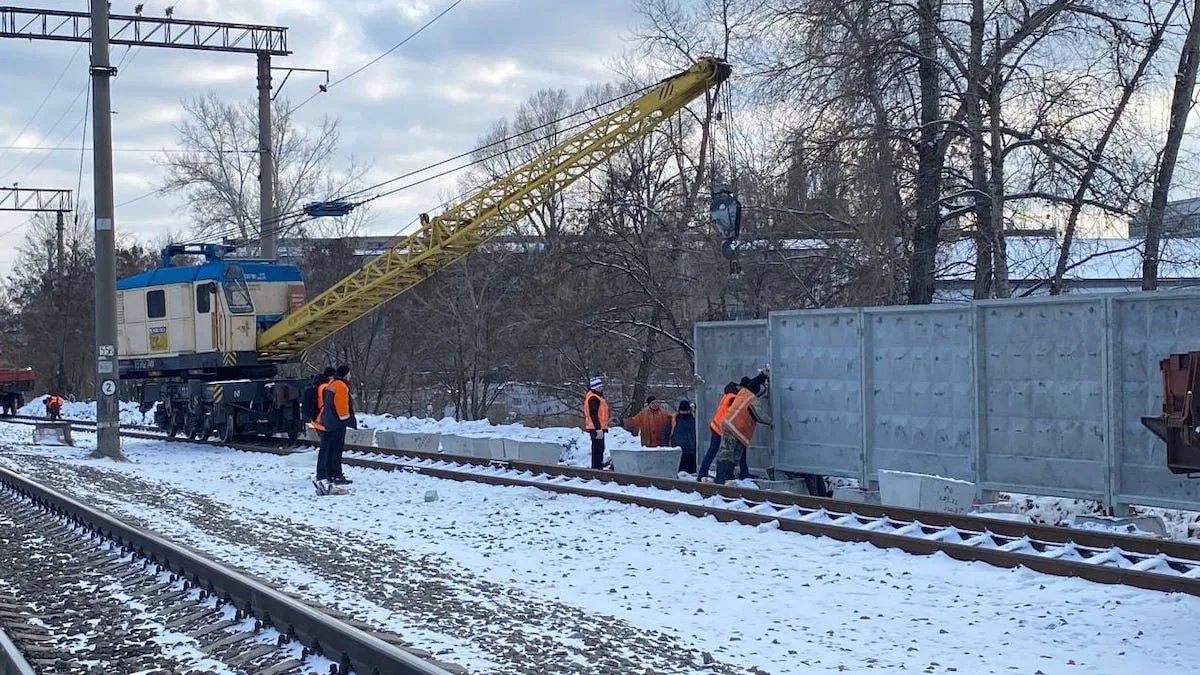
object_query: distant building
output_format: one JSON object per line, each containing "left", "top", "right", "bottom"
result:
{"left": 1128, "top": 198, "right": 1200, "bottom": 238}
{"left": 935, "top": 234, "right": 1200, "bottom": 299}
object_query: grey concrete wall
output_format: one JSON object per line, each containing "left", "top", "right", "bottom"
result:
{"left": 693, "top": 290, "right": 1200, "bottom": 511}
{"left": 693, "top": 321, "right": 770, "bottom": 473}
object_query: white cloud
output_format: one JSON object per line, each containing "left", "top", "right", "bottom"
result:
{"left": 0, "top": 0, "right": 643, "bottom": 282}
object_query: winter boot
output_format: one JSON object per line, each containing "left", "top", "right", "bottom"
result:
{"left": 714, "top": 460, "right": 735, "bottom": 485}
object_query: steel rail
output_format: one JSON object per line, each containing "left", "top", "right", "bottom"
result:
{"left": 12, "top": 415, "right": 1200, "bottom": 596}
{"left": 0, "top": 627, "right": 35, "bottom": 675}
{"left": 0, "top": 465, "right": 451, "bottom": 675}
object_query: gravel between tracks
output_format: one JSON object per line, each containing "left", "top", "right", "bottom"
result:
{"left": 0, "top": 485, "right": 320, "bottom": 674}
{"left": 0, "top": 449, "right": 748, "bottom": 674}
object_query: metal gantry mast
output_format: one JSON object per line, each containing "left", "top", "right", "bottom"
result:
{"left": 1, "top": 4, "right": 290, "bottom": 457}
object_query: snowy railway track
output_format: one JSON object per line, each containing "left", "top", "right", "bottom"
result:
{"left": 0, "top": 464, "right": 455, "bottom": 675}
{"left": 19, "top": 415, "right": 1200, "bottom": 598}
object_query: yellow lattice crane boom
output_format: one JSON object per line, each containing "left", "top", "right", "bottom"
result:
{"left": 256, "top": 57, "right": 731, "bottom": 360}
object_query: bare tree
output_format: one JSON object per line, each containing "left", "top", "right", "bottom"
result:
{"left": 158, "top": 94, "right": 364, "bottom": 246}
{"left": 1144, "top": 0, "right": 1200, "bottom": 289}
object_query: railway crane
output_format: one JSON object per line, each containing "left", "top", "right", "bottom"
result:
{"left": 116, "top": 57, "right": 732, "bottom": 441}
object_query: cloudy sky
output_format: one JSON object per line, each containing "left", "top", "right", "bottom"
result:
{"left": 0, "top": 0, "right": 647, "bottom": 277}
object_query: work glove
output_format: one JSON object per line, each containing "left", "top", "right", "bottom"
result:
{"left": 595, "top": 429, "right": 605, "bottom": 440}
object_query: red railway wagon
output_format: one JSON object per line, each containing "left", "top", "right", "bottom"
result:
{"left": 0, "top": 368, "right": 35, "bottom": 416}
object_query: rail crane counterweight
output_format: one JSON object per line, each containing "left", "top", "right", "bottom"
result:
{"left": 115, "top": 58, "right": 732, "bottom": 441}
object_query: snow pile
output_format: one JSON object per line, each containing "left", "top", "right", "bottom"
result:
{"left": 19, "top": 395, "right": 150, "bottom": 425}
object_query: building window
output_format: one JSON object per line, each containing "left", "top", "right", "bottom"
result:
{"left": 147, "top": 289, "right": 166, "bottom": 319}
{"left": 195, "top": 285, "right": 211, "bottom": 314}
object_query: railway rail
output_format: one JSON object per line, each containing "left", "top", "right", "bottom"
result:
{"left": 0, "top": 458, "right": 455, "bottom": 675}
{"left": 9, "top": 414, "right": 1200, "bottom": 599}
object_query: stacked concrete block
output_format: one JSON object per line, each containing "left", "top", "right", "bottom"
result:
{"left": 610, "top": 447, "right": 678, "bottom": 478}
{"left": 511, "top": 440, "right": 564, "bottom": 465}
{"left": 878, "top": 469, "right": 976, "bottom": 514}
{"left": 344, "top": 428, "right": 376, "bottom": 448}
{"left": 376, "top": 430, "right": 442, "bottom": 453}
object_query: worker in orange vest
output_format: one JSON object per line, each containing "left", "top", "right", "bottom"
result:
{"left": 45, "top": 394, "right": 63, "bottom": 421}
{"left": 317, "top": 364, "right": 357, "bottom": 487}
{"left": 697, "top": 381, "right": 742, "bottom": 481}
{"left": 714, "top": 372, "right": 772, "bottom": 484}
{"left": 583, "top": 376, "right": 610, "bottom": 469}
{"left": 624, "top": 395, "right": 673, "bottom": 447}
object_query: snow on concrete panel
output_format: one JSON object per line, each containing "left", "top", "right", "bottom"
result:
{"left": 610, "top": 447, "right": 677, "bottom": 478}
{"left": 770, "top": 310, "right": 862, "bottom": 478}
{"left": 1114, "top": 293, "right": 1200, "bottom": 510}
{"left": 865, "top": 306, "right": 974, "bottom": 481}
{"left": 979, "top": 299, "right": 1108, "bottom": 499}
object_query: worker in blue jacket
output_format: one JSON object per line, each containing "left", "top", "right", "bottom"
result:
{"left": 669, "top": 400, "right": 698, "bottom": 474}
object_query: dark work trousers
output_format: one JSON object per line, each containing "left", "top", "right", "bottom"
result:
{"left": 678, "top": 446, "right": 697, "bottom": 474}
{"left": 590, "top": 431, "right": 606, "bottom": 469}
{"left": 330, "top": 427, "right": 347, "bottom": 479}
{"left": 316, "top": 428, "right": 347, "bottom": 480}
{"left": 698, "top": 431, "right": 750, "bottom": 479}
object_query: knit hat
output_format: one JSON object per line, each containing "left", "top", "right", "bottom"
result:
{"left": 336, "top": 364, "right": 351, "bottom": 378}
{"left": 589, "top": 376, "right": 604, "bottom": 389}
{"left": 322, "top": 366, "right": 336, "bottom": 378}
{"left": 678, "top": 400, "right": 691, "bottom": 412}
{"left": 646, "top": 395, "right": 658, "bottom": 405}
{"left": 748, "top": 372, "right": 768, "bottom": 394}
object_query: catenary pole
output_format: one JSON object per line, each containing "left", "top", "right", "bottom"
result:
{"left": 257, "top": 53, "right": 276, "bottom": 259}
{"left": 89, "top": 0, "right": 123, "bottom": 459}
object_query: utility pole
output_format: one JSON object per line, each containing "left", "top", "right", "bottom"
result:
{"left": 89, "top": 0, "right": 122, "bottom": 460}
{"left": 257, "top": 53, "right": 276, "bottom": 259}
{"left": 55, "top": 211, "right": 64, "bottom": 277}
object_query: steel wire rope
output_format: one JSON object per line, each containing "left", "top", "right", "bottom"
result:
{"left": 201, "top": 82, "right": 653, "bottom": 245}
{"left": 292, "top": 0, "right": 466, "bottom": 112}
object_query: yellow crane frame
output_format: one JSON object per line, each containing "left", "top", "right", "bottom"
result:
{"left": 257, "top": 57, "right": 731, "bottom": 360}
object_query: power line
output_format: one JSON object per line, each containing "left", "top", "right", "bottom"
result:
{"left": 202, "top": 83, "right": 647, "bottom": 244}
{"left": 292, "top": 0, "right": 465, "bottom": 112}
{"left": 1, "top": 84, "right": 89, "bottom": 183}
{"left": 74, "top": 85, "right": 91, "bottom": 221}
{"left": 116, "top": 187, "right": 162, "bottom": 208}
{"left": 0, "top": 45, "right": 82, "bottom": 171}
{"left": 0, "top": 145, "right": 249, "bottom": 154}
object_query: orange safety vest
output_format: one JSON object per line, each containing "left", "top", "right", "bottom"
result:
{"left": 708, "top": 392, "right": 737, "bottom": 436}
{"left": 721, "top": 388, "right": 759, "bottom": 447}
{"left": 310, "top": 381, "right": 330, "bottom": 432}
{"left": 583, "top": 390, "right": 609, "bottom": 431}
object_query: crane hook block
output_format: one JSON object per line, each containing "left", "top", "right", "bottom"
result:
{"left": 302, "top": 200, "right": 356, "bottom": 218}
{"left": 710, "top": 189, "right": 742, "bottom": 241}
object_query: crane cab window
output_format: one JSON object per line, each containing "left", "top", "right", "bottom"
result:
{"left": 222, "top": 264, "right": 255, "bottom": 314}
{"left": 195, "top": 284, "right": 211, "bottom": 314}
{"left": 146, "top": 289, "right": 166, "bottom": 319}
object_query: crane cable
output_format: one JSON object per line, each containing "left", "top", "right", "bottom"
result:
{"left": 202, "top": 80, "right": 659, "bottom": 246}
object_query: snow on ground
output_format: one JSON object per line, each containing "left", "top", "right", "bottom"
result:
{"left": 18, "top": 395, "right": 150, "bottom": 425}
{"left": 1, "top": 424, "right": 1198, "bottom": 674}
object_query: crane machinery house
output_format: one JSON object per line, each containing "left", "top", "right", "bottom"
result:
{"left": 116, "top": 243, "right": 308, "bottom": 441}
